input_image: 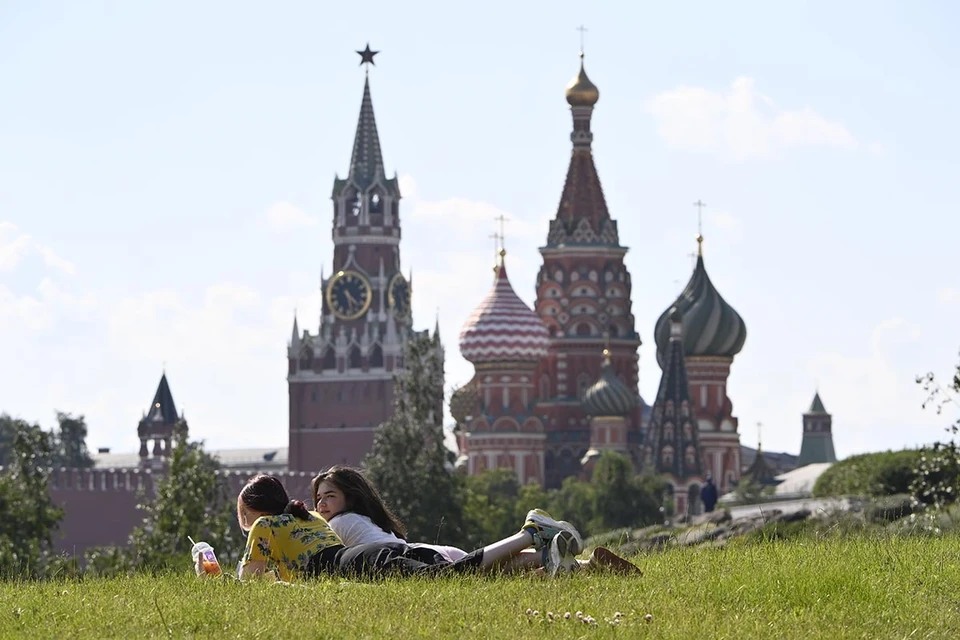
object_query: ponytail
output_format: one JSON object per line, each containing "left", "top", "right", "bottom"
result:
{"left": 283, "top": 499, "right": 310, "bottom": 520}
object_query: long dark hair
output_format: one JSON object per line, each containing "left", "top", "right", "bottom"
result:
{"left": 240, "top": 474, "right": 310, "bottom": 520}
{"left": 310, "top": 466, "right": 407, "bottom": 539}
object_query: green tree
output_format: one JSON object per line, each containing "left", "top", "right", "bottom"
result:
{"left": 589, "top": 452, "right": 666, "bottom": 531}
{"left": 0, "top": 414, "right": 43, "bottom": 467}
{"left": 52, "top": 412, "right": 95, "bottom": 469}
{"left": 910, "top": 351, "right": 960, "bottom": 523}
{"left": 463, "top": 469, "right": 522, "bottom": 545}
{"left": 0, "top": 423, "right": 65, "bottom": 578}
{"left": 547, "top": 476, "right": 596, "bottom": 537}
{"left": 366, "top": 333, "right": 469, "bottom": 547}
{"left": 124, "top": 422, "right": 243, "bottom": 573}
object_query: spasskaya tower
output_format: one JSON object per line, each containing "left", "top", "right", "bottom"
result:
{"left": 287, "top": 45, "right": 440, "bottom": 472}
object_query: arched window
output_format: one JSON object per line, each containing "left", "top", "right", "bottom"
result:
{"left": 299, "top": 348, "right": 313, "bottom": 371}
{"left": 608, "top": 324, "right": 619, "bottom": 337}
{"left": 369, "top": 344, "right": 384, "bottom": 368}
{"left": 369, "top": 192, "right": 383, "bottom": 213}
{"left": 350, "top": 192, "right": 362, "bottom": 217}
{"left": 348, "top": 345, "right": 362, "bottom": 369}
{"left": 662, "top": 446, "right": 674, "bottom": 467}
{"left": 322, "top": 348, "right": 337, "bottom": 370}
{"left": 576, "top": 323, "right": 591, "bottom": 336}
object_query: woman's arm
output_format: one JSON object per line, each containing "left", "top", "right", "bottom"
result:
{"left": 238, "top": 560, "right": 268, "bottom": 580}
{"left": 237, "top": 519, "right": 277, "bottom": 580}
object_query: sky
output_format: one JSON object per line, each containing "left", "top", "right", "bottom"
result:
{"left": 2, "top": 1, "right": 959, "bottom": 459}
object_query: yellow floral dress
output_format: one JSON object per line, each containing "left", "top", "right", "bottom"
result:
{"left": 239, "top": 511, "right": 342, "bottom": 581}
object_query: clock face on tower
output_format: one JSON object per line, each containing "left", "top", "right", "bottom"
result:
{"left": 388, "top": 273, "right": 411, "bottom": 319}
{"left": 326, "top": 270, "right": 373, "bottom": 320}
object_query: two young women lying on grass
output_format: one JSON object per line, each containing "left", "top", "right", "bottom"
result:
{"left": 199, "top": 469, "right": 638, "bottom": 582}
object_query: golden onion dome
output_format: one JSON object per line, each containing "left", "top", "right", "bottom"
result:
{"left": 565, "top": 53, "right": 600, "bottom": 107}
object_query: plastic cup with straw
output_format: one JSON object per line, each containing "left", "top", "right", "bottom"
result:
{"left": 188, "top": 535, "right": 222, "bottom": 576}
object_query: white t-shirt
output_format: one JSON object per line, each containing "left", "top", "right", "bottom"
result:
{"left": 327, "top": 512, "right": 467, "bottom": 562}
{"left": 327, "top": 512, "right": 403, "bottom": 546}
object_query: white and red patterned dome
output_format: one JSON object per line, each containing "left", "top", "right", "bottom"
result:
{"left": 459, "top": 258, "right": 550, "bottom": 364}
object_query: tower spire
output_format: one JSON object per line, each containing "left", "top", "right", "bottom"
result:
{"left": 693, "top": 199, "right": 706, "bottom": 256}
{"left": 341, "top": 46, "right": 388, "bottom": 193}
{"left": 495, "top": 214, "right": 508, "bottom": 266}
{"left": 548, "top": 46, "right": 614, "bottom": 244}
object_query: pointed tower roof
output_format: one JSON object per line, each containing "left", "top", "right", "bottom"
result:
{"left": 544, "top": 53, "right": 619, "bottom": 249}
{"left": 290, "top": 315, "right": 301, "bottom": 350}
{"left": 332, "top": 62, "right": 400, "bottom": 198}
{"left": 743, "top": 447, "right": 780, "bottom": 486}
{"left": 645, "top": 308, "right": 706, "bottom": 481}
{"left": 459, "top": 252, "right": 550, "bottom": 364}
{"left": 147, "top": 373, "right": 178, "bottom": 424}
{"left": 807, "top": 392, "right": 827, "bottom": 414}
{"left": 654, "top": 238, "right": 746, "bottom": 368}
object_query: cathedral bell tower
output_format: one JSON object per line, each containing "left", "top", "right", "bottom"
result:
{"left": 533, "top": 50, "right": 644, "bottom": 488}
{"left": 287, "top": 45, "right": 430, "bottom": 473}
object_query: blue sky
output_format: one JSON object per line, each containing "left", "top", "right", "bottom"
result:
{"left": 2, "top": 1, "right": 959, "bottom": 458}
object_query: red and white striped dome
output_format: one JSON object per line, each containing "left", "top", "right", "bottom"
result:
{"left": 459, "top": 261, "right": 550, "bottom": 364}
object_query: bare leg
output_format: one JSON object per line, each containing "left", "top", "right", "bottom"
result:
{"left": 477, "top": 531, "right": 536, "bottom": 570}
{"left": 498, "top": 549, "right": 543, "bottom": 574}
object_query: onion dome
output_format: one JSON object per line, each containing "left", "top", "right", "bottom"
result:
{"left": 449, "top": 379, "right": 479, "bottom": 425}
{"left": 654, "top": 238, "right": 746, "bottom": 368}
{"left": 565, "top": 53, "right": 600, "bottom": 107}
{"left": 459, "top": 252, "right": 550, "bottom": 364}
{"left": 582, "top": 349, "right": 637, "bottom": 417}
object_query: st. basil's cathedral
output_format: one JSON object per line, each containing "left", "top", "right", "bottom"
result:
{"left": 284, "top": 45, "right": 748, "bottom": 515}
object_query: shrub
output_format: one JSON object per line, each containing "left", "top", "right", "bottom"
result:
{"left": 813, "top": 450, "right": 923, "bottom": 498}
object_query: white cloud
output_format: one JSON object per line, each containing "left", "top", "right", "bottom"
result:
{"left": 37, "top": 245, "right": 76, "bottom": 275}
{"left": 707, "top": 210, "right": 740, "bottom": 229}
{"left": 648, "top": 77, "right": 860, "bottom": 159}
{"left": 939, "top": 287, "right": 958, "bottom": 304}
{"left": 266, "top": 201, "right": 317, "bottom": 229}
{"left": 410, "top": 197, "right": 543, "bottom": 242}
{"left": 0, "top": 223, "right": 34, "bottom": 271}
{"left": 806, "top": 317, "right": 933, "bottom": 454}
{"left": 0, "top": 277, "right": 96, "bottom": 333}
{"left": 0, "top": 222, "right": 77, "bottom": 275}
{"left": 107, "top": 283, "right": 272, "bottom": 364}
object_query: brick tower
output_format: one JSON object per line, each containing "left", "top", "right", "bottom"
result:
{"left": 137, "top": 372, "right": 186, "bottom": 469}
{"left": 287, "top": 46, "right": 438, "bottom": 472}
{"left": 457, "top": 248, "right": 552, "bottom": 484}
{"left": 653, "top": 235, "right": 746, "bottom": 493}
{"left": 533, "top": 52, "right": 644, "bottom": 487}
{"left": 798, "top": 392, "right": 837, "bottom": 466}
{"left": 644, "top": 308, "right": 708, "bottom": 516}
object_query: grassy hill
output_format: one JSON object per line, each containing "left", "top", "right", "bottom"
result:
{"left": 3, "top": 535, "right": 958, "bottom": 638}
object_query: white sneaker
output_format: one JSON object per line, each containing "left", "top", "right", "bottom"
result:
{"left": 545, "top": 530, "right": 581, "bottom": 577}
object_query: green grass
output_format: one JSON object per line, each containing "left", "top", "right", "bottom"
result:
{"left": 3, "top": 535, "right": 960, "bottom": 639}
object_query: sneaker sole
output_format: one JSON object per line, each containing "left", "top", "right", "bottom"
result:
{"left": 546, "top": 531, "right": 580, "bottom": 577}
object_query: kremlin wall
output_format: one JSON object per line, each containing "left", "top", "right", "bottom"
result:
{"left": 44, "top": 48, "right": 837, "bottom": 557}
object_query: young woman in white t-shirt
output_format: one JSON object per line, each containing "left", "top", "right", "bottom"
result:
{"left": 310, "top": 466, "right": 641, "bottom": 575}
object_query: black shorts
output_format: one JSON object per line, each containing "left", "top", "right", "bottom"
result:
{"left": 308, "top": 542, "right": 484, "bottom": 578}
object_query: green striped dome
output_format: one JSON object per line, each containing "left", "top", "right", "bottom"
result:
{"left": 654, "top": 252, "right": 746, "bottom": 369}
